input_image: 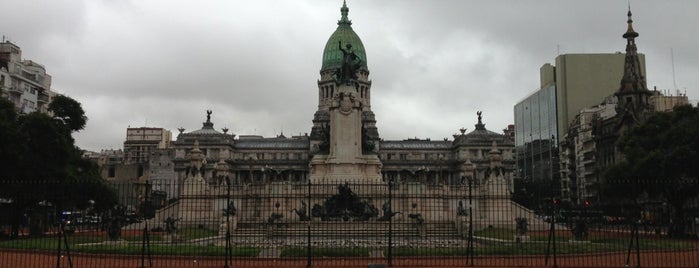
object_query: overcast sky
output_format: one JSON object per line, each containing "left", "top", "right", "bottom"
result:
{"left": 1, "top": 0, "right": 697, "bottom": 151}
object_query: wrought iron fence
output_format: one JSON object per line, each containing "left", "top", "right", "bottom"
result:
{"left": 0, "top": 179, "right": 697, "bottom": 268}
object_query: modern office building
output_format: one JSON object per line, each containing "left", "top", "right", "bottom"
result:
{"left": 514, "top": 47, "right": 646, "bottom": 204}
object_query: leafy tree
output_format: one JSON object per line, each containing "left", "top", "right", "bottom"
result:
{"left": 0, "top": 99, "right": 21, "bottom": 182}
{"left": 604, "top": 105, "right": 699, "bottom": 236}
{"left": 0, "top": 97, "right": 116, "bottom": 237}
{"left": 48, "top": 94, "right": 87, "bottom": 131}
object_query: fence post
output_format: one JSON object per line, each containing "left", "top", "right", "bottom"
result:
{"left": 467, "top": 177, "right": 474, "bottom": 267}
{"left": 387, "top": 181, "right": 393, "bottom": 267}
{"left": 140, "top": 180, "right": 152, "bottom": 268}
{"left": 55, "top": 201, "right": 74, "bottom": 268}
{"left": 307, "top": 180, "right": 312, "bottom": 267}
{"left": 625, "top": 209, "right": 641, "bottom": 268}
{"left": 224, "top": 176, "right": 232, "bottom": 268}
{"left": 545, "top": 198, "right": 558, "bottom": 267}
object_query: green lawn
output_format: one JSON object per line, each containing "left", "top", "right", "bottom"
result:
{"left": 0, "top": 235, "right": 258, "bottom": 257}
{"left": 0, "top": 233, "right": 693, "bottom": 257}
{"left": 177, "top": 227, "right": 218, "bottom": 240}
{"left": 74, "top": 244, "right": 259, "bottom": 257}
{"left": 474, "top": 227, "right": 516, "bottom": 240}
{"left": 281, "top": 247, "right": 372, "bottom": 257}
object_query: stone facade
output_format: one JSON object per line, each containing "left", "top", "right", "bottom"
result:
{"left": 164, "top": 2, "right": 530, "bottom": 234}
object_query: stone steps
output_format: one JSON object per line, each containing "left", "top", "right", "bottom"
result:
{"left": 232, "top": 221, "right": 458, "bottom": 238}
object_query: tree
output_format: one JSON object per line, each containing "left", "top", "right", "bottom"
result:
{"left": 0, "top": 98, "right": 116, "bottom": 237}
{"left": 0, "top": 99, "right": 21, "bottom": 182}
{"left": 604, "top": 105, "right": 699, "bottom": 236}
{"left": 48, "top": 94, "right": 87, "bottom": 131}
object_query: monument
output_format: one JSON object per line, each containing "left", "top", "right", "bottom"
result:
{"left": 309, "top": 40, "right": 382, "bottom": 185}
{"left": 158, "top": 1, "right": 546, "bottom": 240}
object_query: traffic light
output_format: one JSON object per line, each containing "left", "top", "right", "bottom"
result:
{"left": 584, "top": 200, "right": 590, "bottom": 207}
{"left": 552, "top": 198, "right": 559, "bottom": 205}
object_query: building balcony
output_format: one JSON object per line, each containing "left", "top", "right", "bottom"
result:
{"left": 579, "top": 157, "right": 595, "bottom": 164}
{"left": 37, "top": 91, "right": 49, "bottom": 103}
{"left": 4, "top": 86, "right": 22, "bottom": 95}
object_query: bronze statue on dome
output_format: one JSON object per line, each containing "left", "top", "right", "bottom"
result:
{"left": 333, "top": 41, "right": 362, "bottom": 87}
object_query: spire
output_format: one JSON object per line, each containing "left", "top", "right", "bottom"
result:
{"left": 623, "top": 6, "right": 639, "bottom": 39}
{"left": 618, "top": 6, "right": 646, "bottom": 93}
{"left": 615, "top": 6, "right": 652, "bottom": 121}
{"left": 338, "top": 0, "right": 352, "bottom": 26}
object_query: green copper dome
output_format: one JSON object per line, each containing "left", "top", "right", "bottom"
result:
{"left": 321, "top": 1, "right": 367, "bottom": 71}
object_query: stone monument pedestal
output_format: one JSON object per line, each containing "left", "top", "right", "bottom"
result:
{"left": 179, "top": 178, "right": 218, "bottom": 229}
{"left": 415, "top": 223, "right": 426, "bottom": 238}
{"left": 310, "top": 155, "right": 382, "bottom": 184}
{"left": 218, "top": 216, "right": 238, "bottom": 236}
{"left": 456, "top": 215, "right": 470, "bottom": 238}
{"left": 309, "top": 84, "right": 383, "bottom": 185}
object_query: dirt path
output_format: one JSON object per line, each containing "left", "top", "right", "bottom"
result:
{"left": 2, "top": 249, "right": 698, "bottom": 268}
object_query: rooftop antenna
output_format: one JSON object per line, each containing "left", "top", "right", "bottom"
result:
{"left": 671, "top": 48, "right": 678, "bottom": 90}
{"left": 556, "top": 44, "right": 560, "bottom": 57}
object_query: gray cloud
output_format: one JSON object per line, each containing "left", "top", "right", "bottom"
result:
{"left": 1, "top": 0, "right": 697, "bottom": 151}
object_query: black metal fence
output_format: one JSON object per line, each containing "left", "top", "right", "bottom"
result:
{"left": 1, "top": 180, "right": 698, "bottom": 268}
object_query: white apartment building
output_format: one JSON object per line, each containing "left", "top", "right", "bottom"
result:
{"left": 0, "top": 41, "right": 52, "bottom": 114}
